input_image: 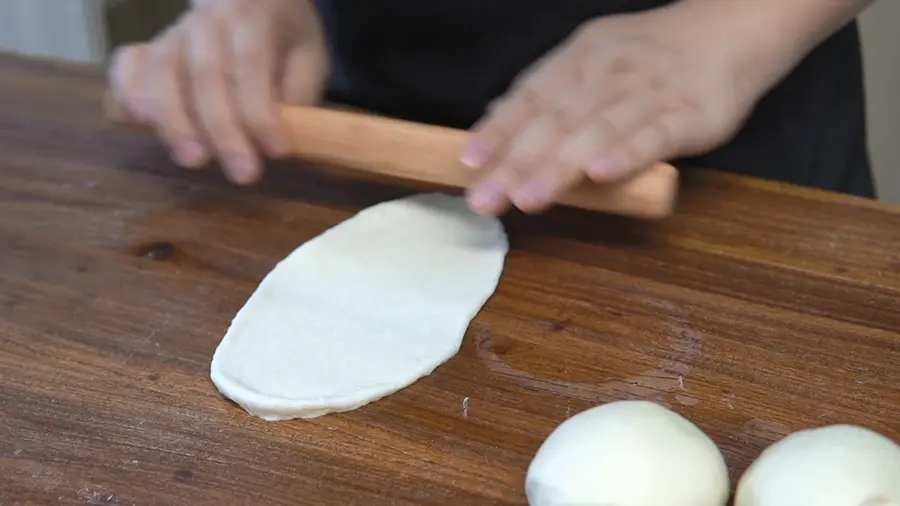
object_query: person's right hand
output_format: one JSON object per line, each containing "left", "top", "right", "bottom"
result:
{"left": 108, "top": 0, "right": 330, "bottom": 184}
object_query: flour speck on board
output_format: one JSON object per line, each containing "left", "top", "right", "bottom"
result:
{"left": 462, "top": 397, "right": 470, "bottom": 419}
{"left": 723, "top": 393, "right": 736, "bottom": 409}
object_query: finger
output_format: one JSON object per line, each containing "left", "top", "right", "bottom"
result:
{"left": 502, "top": 90, "right": 665, "bottom": 211}
{"left": 556, "top": 93, "right": 667, "bottom": 184}
{"left": 461, "top": 92, "right": 540, "bottom": 171}
{"left": 230, "top": 14, "right": 288, "bottom": 158}
{"left": 147, "top": 32, "right": 208, "bottom": 168}
{"left": 185, "top": 13, "right": 260, "bottom": 185}
{"left": 467, "top": 118, "right": 557, "bottom": 215}
{"left": 108, "top": 44, "right": 150, "bottom": 120}
{"left": 511, "top": 154, "right": 584, "bottom": 215}
{"left": 463, "top": 51, "right": 579, "bottom": 171}
{"left": 494, "top": 84, "right": 656, "bottom": 210}
{"left": 466, "top": 171, "right": 515, "bottom": 217}
{"left": 483, "top": 111, "right": 570, "bottom": 214}
{"left": 604, "top": 111, "right": 700, "bottom": 175}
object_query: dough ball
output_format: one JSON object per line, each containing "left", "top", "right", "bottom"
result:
{"left": 525, "top": 400, "right": 730, "bottom": 506}
{"left": 735, "top": 425, "right": 900, "bottom": 506}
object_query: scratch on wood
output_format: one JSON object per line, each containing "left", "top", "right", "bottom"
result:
{"left": 122, "top": 317, "right": 170, "bottom": 365}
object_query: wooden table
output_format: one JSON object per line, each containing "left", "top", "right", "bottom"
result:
{"left": 2, "top": 53, "right": 899, "bottom": 506}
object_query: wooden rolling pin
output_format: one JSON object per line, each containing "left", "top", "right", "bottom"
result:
{"left": 104, "top": 96, "right": 679, "bottom": 219}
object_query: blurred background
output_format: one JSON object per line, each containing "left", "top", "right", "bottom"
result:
{"left": 1, "top": 0, "right": 897, "bottom": 202}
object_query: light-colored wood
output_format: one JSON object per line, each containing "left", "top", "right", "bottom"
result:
{"left": 104, "top": 94, "right": 680, "bottom": 219}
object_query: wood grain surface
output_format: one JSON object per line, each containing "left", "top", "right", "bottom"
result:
{"left": 1, "top": 53, "right": 899, "bottom": 506}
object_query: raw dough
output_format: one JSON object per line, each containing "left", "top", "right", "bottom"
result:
{"left": 526, "top": 400, "right": 730, "bottom": 506}
{"left": 735, "top": 425, "right": 900, "bottom": 506}
{"left": 210, "top": 193, "right": 508, "bottom": 421}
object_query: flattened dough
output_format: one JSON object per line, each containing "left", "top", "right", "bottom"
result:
{"left": 210, "top": 193, "right": 508, "bottom": 421}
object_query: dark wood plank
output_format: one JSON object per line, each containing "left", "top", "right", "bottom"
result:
{"left": 1, "top": 52, "right": 898, "bottom": 506}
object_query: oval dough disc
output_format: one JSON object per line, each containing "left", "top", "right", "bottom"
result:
{"left": 210, "top": 193, "right": 508, "bottom": 421}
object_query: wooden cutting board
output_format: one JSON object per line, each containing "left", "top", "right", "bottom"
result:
{"left": 2, "top": 53, "right": 900, "bottom": 506}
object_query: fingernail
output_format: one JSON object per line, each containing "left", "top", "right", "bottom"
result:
{"left": 587, "top": 156, "right": 624, "bottom": 180}
{"left": 227, "top": 156, "right": 259, "bottom": 185}
{"left": 468, "top": 181, "right": 503, "bottom": 212}
{"left": 175, "top": 141, "right": 206, "bottom": 167}
{"left": 460, "top": 140, "right": 493, "bottom": 169}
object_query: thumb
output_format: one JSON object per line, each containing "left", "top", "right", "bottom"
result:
{"left": 279, "top": 42, "right": 330, "bottom": 106}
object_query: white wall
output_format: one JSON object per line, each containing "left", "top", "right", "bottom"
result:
{"left": 860, "top": 2, "right": 900, "bottom": 202}
{"left": 0, "top": 0, "right": 108, "bottom": 64}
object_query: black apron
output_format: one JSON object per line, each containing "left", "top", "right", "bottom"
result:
{"left": 315, "top": 0, "right": 874, "bottom": 198}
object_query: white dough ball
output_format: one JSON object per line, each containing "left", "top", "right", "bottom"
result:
{"left": 735, "top": 425, "right": 900, "bottom": 506}
{"left": 525, "top": 400, "right": 730, "bottom": 506}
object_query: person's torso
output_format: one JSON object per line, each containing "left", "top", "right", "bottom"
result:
{"left": 316, "top": 0, "right": 874, "bottom": 197}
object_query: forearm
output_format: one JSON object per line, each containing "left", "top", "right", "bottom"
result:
{"left": 718, "top": 0, "right": 871, "bottom": 52}
{"left": 671, "top": 0, "right": 874, "bottom": 95}
{"left": 760, "top": 0, "right": 874, "bottom": 43}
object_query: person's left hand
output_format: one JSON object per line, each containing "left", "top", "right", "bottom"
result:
{"left": 460, "top": 1, "right": 789, "bottom": 215}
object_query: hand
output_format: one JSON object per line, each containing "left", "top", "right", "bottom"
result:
{"left": 460, "top": 2, "right": 781, "bottom": 215}
{"left": 108, "top": 0, "right": 330, "bottom": 184}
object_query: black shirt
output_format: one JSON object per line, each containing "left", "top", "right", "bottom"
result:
{"left": 316, "top": 0, "right": 875, "bottom": 198}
